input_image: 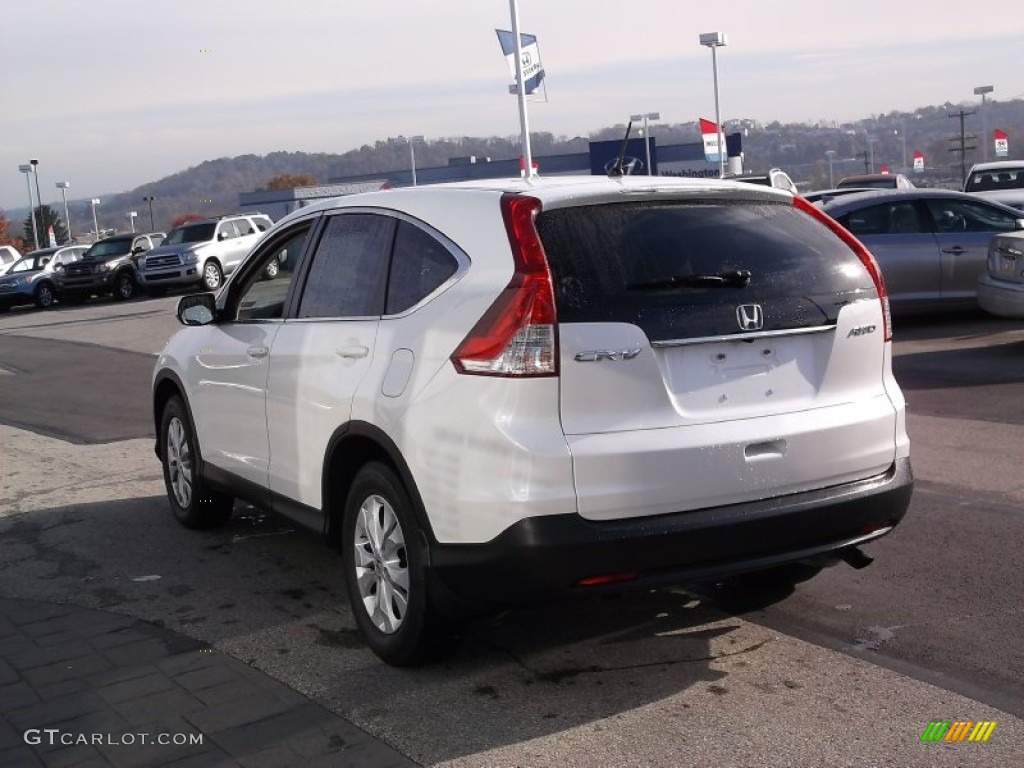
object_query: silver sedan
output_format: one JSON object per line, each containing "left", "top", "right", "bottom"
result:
{"left": 819, "top": 189, "right": 1024, "bottom": 313}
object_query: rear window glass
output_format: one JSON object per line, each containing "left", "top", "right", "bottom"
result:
{"left": 535, "top": 200, "right": 874, "bottom": 341}
{"left": 965, "top": 169, "right": 1024, "bottom": 192}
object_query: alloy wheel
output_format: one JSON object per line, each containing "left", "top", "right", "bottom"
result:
{"left": 166, "top": 416, "right": 193, "bottom": 508}
{"left": 353, "top": 494, "right": 410, "bottom": 634}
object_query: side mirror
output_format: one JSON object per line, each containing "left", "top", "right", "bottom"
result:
{"left": 177, "top": 293, "right": 217, "bottom": 326}
{"left": 1015, "top": 219, "right": 1024, "bottom": 231}
{"left": 217, "top": 231, "right": 229, "bottom": 241}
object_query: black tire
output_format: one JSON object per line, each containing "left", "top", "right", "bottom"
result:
{"left": 202, "top": 260, "right": 223, "bottom": 291}
{"left": 113, "top": 270, "right": 136, "bottom": 301}
{"left": 159, "top": 395, "right": 233, "bottom": 529}
{"left": 342, "top": 462, "right": 450, "bottom": 666}
{"left": 34, "top": 282, "right": 56, "bottom": 309}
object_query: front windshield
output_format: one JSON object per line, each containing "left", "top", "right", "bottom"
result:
{"left": 85, "top": 240, "right": 131, "bottom": 259}
{"left": 163, "top": 223, "right": 216, "bottom": 246}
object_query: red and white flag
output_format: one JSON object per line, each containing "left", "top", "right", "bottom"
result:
{"left": 994, "top": 129, "right": 1009, "bottom": 157}
{"left": 699, "top": 117, "right": 724, "bottom": 162}
{"left": 912, "top": 151, "right": 924, "bottom": 172}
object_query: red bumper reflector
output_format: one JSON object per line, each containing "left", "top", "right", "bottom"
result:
{"left": 576, "top": 571, "right": 640, "bottom": 587}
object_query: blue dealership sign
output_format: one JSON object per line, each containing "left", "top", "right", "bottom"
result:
{"left": 589, "top": 138, "right": 657, "bottom": 176}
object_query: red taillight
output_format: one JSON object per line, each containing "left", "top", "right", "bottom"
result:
{"left": 451, "top": 194, "right": 558, "bottom": 376}
{"left": 793, "top": 195, "right": 892, "bottom": 341}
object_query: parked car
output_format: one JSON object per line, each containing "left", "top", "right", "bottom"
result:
{"left": 802, "top": 188, "right": 877, "bottom": 204}
{"left": 977, "top": 230, "right": 1024, "bottom": 318}
{"left": 0, "top": 245, "right": 22, "bottom": 275}
{"left": 136, "top": 213, "right": 273, "bottom": 293}
{"left": 0, "top": 245, "right": 88, "bottom": 310}
{"left": 963, "top": 161, "right": 1024, "bottom": 212}
{"left": 836, "top": 173, "right": 916, "bottom": 190}
{"left": 819, "top": 189, "right": 1024, "bottom": 313}
{"left": 724, "top": 168, "right": 797, "bottom": 193}
{"left": 57, "top": 232, "right": 165, "bottom": 302}
{"left": 153, "top": 176, "right": 913, "bottom": 665}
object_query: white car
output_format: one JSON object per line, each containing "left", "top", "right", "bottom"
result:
{"left": 152, "top": 176, "right": 913, "bottom": 665}
{"left": 978, "top": 230, "right": 1024, "bottom": 318}
{"left": 964, "top": 161, "right": 1024, "bottom": 212}
{"left": 0, "top": 245, "right": 22, "bottom": 275}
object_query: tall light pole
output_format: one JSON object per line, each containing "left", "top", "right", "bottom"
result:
{"left": 127, "top": 211, "right": 137, "bottom": 233}
{"left": 90, "top": 198, "right": 101, "bottom": 241}
{"left": 30, "top": 159, "right": 44, "bottom": 246}
{"left": 56, "top": 181, "right": 72, "bottom": 243}
{"left": 143, "top": 196, "right": 156, "bottom": 231}
{"left": 895, "top": 122, "right": 907, "bottom": 170}
{"left": 18, "top": 165, "right": 40, "bottom": 250}
{"left": 390, "top": 135, "right": 425, "bottom": 186}
{"left": 825, "top": 150, "right": 837, "bottom": 188}
{"left": 699, "top": 32, "right": 728, "bottom": 178}
{"left": 974, "top": 85, "right": 994, "bottom": 161}
{"left": 630, "top": 112, "right": 661, "bottom": 175}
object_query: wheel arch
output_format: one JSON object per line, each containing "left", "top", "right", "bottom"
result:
{"left": 322, "top": 421, "right": 435, "bottom": 555}
{"left": 152, "top": 371, "right": 196, "bottom": 461}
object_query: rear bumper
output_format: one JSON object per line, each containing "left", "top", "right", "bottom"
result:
{"left": 977, "top": 274, "right": 1024, "bottom": 319}
{"left": 428, "top": 457, "right": 913, "bottom": 602}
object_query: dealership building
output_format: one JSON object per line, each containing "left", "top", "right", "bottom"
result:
{"left": 239, "top": 135, "right": 742, "bottom": 221}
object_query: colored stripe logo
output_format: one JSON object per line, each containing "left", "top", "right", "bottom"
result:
{"left": 921, "top": 720, "right": 996, "bottom": 742}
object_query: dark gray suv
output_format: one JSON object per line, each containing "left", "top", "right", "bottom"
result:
{"left": 57, "top": 232, "right": 165, "bottom": 302}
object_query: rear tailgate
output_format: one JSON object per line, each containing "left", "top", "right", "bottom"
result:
{"left": 536, "top": 197, "right": 898, "bottom": 520}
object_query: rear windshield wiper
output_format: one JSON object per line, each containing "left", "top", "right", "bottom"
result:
{"left": 627, "top": 269, "right": 752, "bottom": 290}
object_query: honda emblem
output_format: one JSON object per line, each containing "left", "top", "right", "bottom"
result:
{"left": 736, "top": 304, "right": 764, "bottom": 331}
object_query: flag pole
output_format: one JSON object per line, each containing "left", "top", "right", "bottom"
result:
{"left": 510, "top": 0, "right": 534, "bottom": 179}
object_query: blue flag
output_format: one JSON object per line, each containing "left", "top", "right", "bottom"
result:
{"left": 496, "top": 29, "right": 545, "bottom": 95}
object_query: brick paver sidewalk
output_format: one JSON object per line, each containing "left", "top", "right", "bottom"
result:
{"left": 0, "top": 598, "right": 416, "bottom": 767}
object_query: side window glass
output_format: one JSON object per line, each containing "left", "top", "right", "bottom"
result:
{"left": 252, "top": 216, "right": 272, "bottom": 232}
{"left": 236, "top": 218, "right": 256, "bottom": 236}
{"left": 841, "top": 204, "right": 890, "bottom": 236}
{"left": 925, "top": 200, "right": 1015, "bottom": 234}
{"left": 386, "top": 221, "right": 459, "bottom": 314}
{"left": 235, "top": 225, "right": 311, "bottom": 321}
{"left": 298, "top": 214, "right": 393, "bottom": 318}
{"left": 887, "top": 202, "right": 923, "bottom": 234}
{"left": 217, "top": 221, "right": 238, "bottom": 241}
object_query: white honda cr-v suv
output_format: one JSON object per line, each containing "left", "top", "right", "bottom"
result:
{"left": 152, "top": 176, "right": 913, "bottom": 665}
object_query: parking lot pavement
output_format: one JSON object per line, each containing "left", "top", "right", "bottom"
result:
{"left": 0, "top": 597, "right": 417, "bottom": 767}
{"left": 0, "top": 297, "right": 181, "bottom": 356}
{"left": 2, "top": 302, "right": 1023, "bottom": 766}
{"left": 2, "top": 423, "right": 1022, "bottom": 768}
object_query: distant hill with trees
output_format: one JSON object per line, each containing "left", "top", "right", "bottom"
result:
{"left": 4, "top": 98, "right": 1022, "bottom": 240}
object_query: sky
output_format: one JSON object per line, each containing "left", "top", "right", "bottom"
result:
{"left": 2, "top": 0, "right": 1022, "bottom": 211}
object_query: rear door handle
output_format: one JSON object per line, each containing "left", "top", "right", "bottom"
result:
{"left": 336, "top": 346, "right": 369, "bottom": 359}
{"left": 942, "top": 246, "right": 966, "bottom": 255}
{"left": 247, "top": 346, "right": 268, "bottom": 359}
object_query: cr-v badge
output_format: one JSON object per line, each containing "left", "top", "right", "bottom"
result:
{"left": 574, "top": 349, "right": 642, "bottom": 362}
{"left": 736, "top": 304, "right": 764, "bottom": 331}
